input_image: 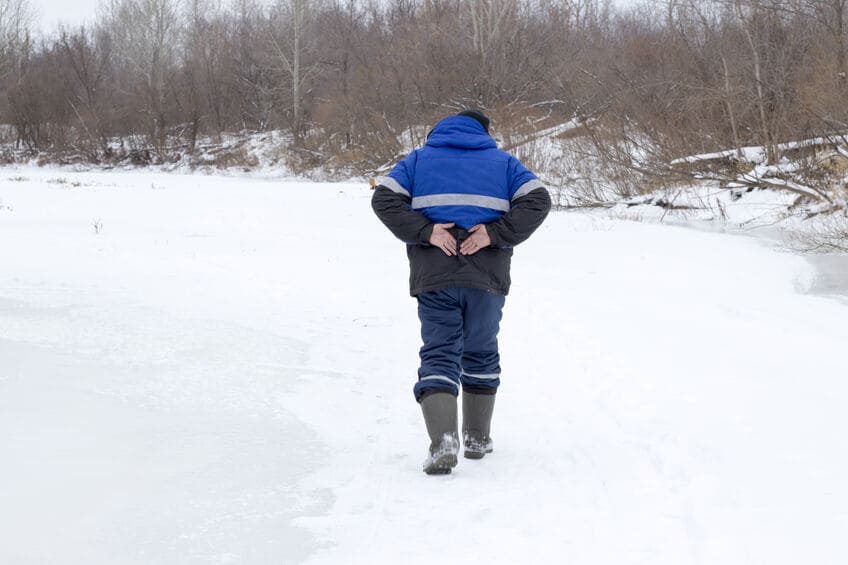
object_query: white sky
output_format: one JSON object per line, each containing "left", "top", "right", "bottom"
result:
{"left": 31, "top": 0, "right": 642, "bottom": 35}
{"left": 33, "top": 0, "right": 100, "bottom": 33}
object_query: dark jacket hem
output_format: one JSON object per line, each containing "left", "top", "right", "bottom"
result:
{"left": 411, "top": 281, "right": 509, "bottom": 297}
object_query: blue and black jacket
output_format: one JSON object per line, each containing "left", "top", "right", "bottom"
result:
{"left": 372, "top": 115, "right": 551, "bottom": 296}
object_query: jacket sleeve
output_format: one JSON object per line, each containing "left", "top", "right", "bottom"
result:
{"left": 486, "top": 187, "right": 551, "bottom": 248}
{"left": 372, "top": 186, "right": 434, "bottom": 245}
{"left": 486, "top": 155, "right": 551, "bottom": 247}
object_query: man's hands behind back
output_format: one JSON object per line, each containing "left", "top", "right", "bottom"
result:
{"left": 459, "top": 224, "right": 491, "bottom": 256}
{"left": 429, "top": 223, "right": 457, "bottom": 256}
{"left": 429, "top": 223, "right": 492, "bottom": 256}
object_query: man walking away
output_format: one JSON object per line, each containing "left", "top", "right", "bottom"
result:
{"left": 372, "top": 110, "right": 551, "bottom": 474}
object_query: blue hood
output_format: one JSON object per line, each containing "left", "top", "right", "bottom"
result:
{"left": 426, "top": 116, "right": 497, "bottom": 150}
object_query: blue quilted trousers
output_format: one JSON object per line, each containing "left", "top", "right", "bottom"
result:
{"left": 413, "top": 287, "right": 505, "bottom": 402}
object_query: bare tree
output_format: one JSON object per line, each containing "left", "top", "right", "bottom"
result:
{"left": 468, "top": 0, "right": 517, "bottom": 61}
{"left": 0, "top": 0, "right": 30, "bottom": 78}
{"left": 231, "top": 0, "right": 274, "bottom": 130}
{"left": 101, "top": 0, "right": 184, "bottom": 150}
{"left": 0, "top": 0, "right": 32, "bottom": 146}
{"left": 801, "top": 0, "right": 847, "bottom": 87}
{"left": 734, "top": 0, "right": 779, "bottom": 164}
{"left": 57, "top": 26, "right": 114, "bottom": 156}
{"left": 267, "top": 0, "right": 322, "bottom": 143}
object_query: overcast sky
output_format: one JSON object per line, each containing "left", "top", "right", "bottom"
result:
{"left": 31, "top": 0, "right": 643, "bottom": 35}
{"left": 33, "top": 0, "right": 99, "bottom": 33}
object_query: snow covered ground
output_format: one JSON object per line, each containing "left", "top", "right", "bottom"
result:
{"left": 2, "top": 167, "right": 847, "bottom": 564}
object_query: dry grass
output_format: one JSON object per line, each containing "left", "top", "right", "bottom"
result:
{"left": 46, "top": 177, "right": 82, "bottom": 187}
{"left": 201, "top": 145, "right": 259, "bottom": 170}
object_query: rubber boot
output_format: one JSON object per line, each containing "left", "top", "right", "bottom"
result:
{"left": 420, "top": 392, "right": 459, "bottom": 475}
{"left": 462, "top": 392, "right": 495, "bottom": 459}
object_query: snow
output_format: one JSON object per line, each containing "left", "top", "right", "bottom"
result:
{"left": 608, "top": 183, "right": 798, "bottom": 229}
{"left": 2, "top": 166, "right": 848, "bottom": 564}
{"left": 670, "top": 136, "right": 842, "bottom": 165}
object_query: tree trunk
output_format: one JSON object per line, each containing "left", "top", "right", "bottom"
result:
{"left": 721, "top": 55, "right": 743, "bottom": 159}
{"left": 738, "top": 0, "right": 777, "bottom": 165}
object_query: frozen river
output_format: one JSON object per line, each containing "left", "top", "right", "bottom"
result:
{"left": 2, "top": 168, "right": 847, "bottom": 564}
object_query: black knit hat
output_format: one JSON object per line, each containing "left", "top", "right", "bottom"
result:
{"left": 457, "top": 109, "right": 490, "bottom": 133}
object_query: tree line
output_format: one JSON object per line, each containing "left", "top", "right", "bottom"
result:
{"left": 1, "top": 0, "right": 847, "bottom": 181}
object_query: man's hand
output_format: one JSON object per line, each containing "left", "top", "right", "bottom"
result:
{"left": 429, "top": 223, "right": 457, "bottom": 256}
{"left": 460, "top": 224, "right": 492, "bottom": 255}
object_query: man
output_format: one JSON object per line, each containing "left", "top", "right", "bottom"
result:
{"left": 372, "top": 110, "right": 551, "bottom": 475}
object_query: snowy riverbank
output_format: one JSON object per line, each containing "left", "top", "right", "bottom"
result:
{"left": 2, "top": 168, "right": 847, "bottom": 564}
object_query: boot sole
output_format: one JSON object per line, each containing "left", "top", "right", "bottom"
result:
{"left": 463, "top": 448, "right": 493, "bottom": 460}
{"left": 424, "top": 453, "right": 458, "bottom": 475}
